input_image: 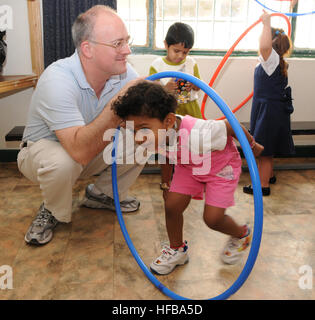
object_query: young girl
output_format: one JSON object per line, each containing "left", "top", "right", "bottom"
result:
{"left": 149, "top": 22, "right": 203, "bottom": 191}
{"left": 112, "top": 81, "right": 263, "bottom": 275}
{"left": 149, "top": 22, "right": 202, "bottom": 119}
{"left": 243, "top": 11, "right": 294, "bottom": 197}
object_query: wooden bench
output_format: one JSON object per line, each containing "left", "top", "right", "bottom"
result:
{"left": 5, "top": 126, "right": 25, "bottom": 142}
{"left": 241, "top": 121, "right": 315, "bottom": 136}
{"left": 4, "top": 122, "right": 314, "bottom": 169}
{"left": 4, "top": 122, "right": 315, "bottom": 170}
{"left": 291, "top": 122, "right": 315, "bottom": 135}
{"left": 237, "top": 121, "right": 315, "bottom": 170}
{"left": 239, "top": 121, "right": 315, "bottom": 157}
{"left": 5, "top": 122, "right": 315, "bottom": 143}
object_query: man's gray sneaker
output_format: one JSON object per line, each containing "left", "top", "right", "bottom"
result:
{"left": 83, "top": 184, "right": 140, "bottom": 213}
{"left": 25, "top": 204, "right": 59, "bottom": 245}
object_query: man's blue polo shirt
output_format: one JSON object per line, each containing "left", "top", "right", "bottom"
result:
{"left": 23, "top": 51, "right": 138, "bottom": 142}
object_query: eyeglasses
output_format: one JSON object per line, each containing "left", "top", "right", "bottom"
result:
{"left": 89, "top": 36, "right": 133, "bottom": 51}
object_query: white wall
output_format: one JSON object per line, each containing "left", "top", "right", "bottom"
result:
{"left": 128, "top": 54, "right": 315, "bottom": 123}
{"left": 1, "top": 1, "right": 315, "bottom": 150}
{"left": 0, "top": 0, "right": 34, "bottom": 149}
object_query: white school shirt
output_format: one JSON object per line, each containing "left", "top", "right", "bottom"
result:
{"left": 150, "top": 56, "right": 200, "bottom": 102}
{"left": 258, "top": 48, "right": 280, "bottom": 76}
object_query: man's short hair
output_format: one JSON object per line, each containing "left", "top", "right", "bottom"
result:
{"left": 72, "top": 5, "right": 117, "bottom": 51}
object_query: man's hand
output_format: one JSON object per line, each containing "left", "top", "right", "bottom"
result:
{"left": 116, "top": 77, "right": 146, "bottom": 99}
{"left": 56, "top": 77, "right": 146, "bottom": 165}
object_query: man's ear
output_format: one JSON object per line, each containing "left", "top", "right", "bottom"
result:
{"left": 80, "top": 40, "right": 93, "bottom": 59}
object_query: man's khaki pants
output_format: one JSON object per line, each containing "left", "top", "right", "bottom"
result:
{"left": 17, "top": 139, "right": 144, "bottom": 223}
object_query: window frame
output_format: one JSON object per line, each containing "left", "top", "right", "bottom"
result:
{"left": 128, "top": 0, "right": 315, "bottom": 58}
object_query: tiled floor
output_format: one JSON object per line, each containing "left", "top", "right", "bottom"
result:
{"left": 0, "top": 160, "right": 314, "bottom": 300}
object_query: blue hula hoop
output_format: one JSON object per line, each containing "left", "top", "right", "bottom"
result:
{"left": 111, "top": 71, "right": 263, "bottom": 300}
{"left": 254, "top": 0, "right": 315, "bottom": 16}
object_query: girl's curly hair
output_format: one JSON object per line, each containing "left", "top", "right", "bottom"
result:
{"left": 112, "top": 81, "right": 177, "bottom": 121}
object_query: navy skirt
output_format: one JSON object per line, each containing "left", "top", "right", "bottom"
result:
{"left": 250, "top": 97, "right": 295, "bottom": 157}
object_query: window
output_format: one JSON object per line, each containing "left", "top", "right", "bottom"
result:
{"left": 294, "top": 0, "right": 315, "bottom": 50}
{"left": 117, "top": 0, "right": 148, "bottom": 46}
{"left": 117, "top": 0, "right": 315, "bottom": 56}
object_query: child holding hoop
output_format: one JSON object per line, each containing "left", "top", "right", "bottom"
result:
{"left": 149, "top": 22, "right": 202, "bottom": 119}
{"left": 149, "top": 22, "right": 203, "bottom": 191}
{"left": 112, "top": 81, "right": 263, "bottom": 274}
{"left": 243, "top": 11, "right": 294, "bottom": 196}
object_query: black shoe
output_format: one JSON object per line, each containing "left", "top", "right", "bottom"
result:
{"left": 243, "top": 185, "right": 270, "bottom": 196}
{"left": 269, "top": 176, "right": 277, "bottom": 184}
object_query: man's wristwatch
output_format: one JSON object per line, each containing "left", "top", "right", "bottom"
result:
{"left": 160, "top": 182, "right": 170, "bottom": 191}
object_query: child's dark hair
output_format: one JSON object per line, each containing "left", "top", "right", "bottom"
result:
{"left": 271, "top": 27, "right": 292, "bottom": 78}
{"left": 112, "top": 81, "right": 177, "bottom": 121}
{"left": 165, "top": 22, "right": 194, "bottom": 49}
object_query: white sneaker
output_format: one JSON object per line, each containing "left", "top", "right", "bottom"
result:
{"left": 24, "top": 204, "right": 59, "bottom": 245}
{"left": 221, "top": 225, "right": 252, "bottom": 265}
{"left": 150, "top": 242, "right": 189, "bottom": 275}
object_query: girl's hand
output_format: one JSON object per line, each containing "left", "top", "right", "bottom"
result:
{"left": 184, "top": 81, "right": 193, "bottom": 92}
{"left": 260, "top": 10, "right": 271, "bottom": 26}
{"left": 184, "top": 82, "right": 200, "bottom": 92}
{"left": 251, "top": 141, "right": 264, "bottom": 157}
{"left": 165, "top": 79, "right": 178, "bottom": 93}
{"left": 259, "top": 10, "right": 272, "bottom": 61}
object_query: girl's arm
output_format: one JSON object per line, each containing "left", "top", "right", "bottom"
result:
{"left": 161, "top": 159, "right": 173, "bottom": 187}
{"left": 185, "top": 82, "right": 200, "bottom": 92}
{"left": 160, "top": 160, "right": 173, "bottom": 200}
{"left": 150, "top": 65, "right": 178, "bottom": 93}
{"left": 185, "top": 63, "right": 201, "bottom": 92}
{"left": 259, "top": 11, "right": 272, "bottom": 61}
{"left": 223, "top": 120, "right": 264, "bottom": 157}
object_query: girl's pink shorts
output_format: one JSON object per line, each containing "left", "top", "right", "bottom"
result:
{"left": 169, "top": 163, "right": 241, "bottom": 209}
